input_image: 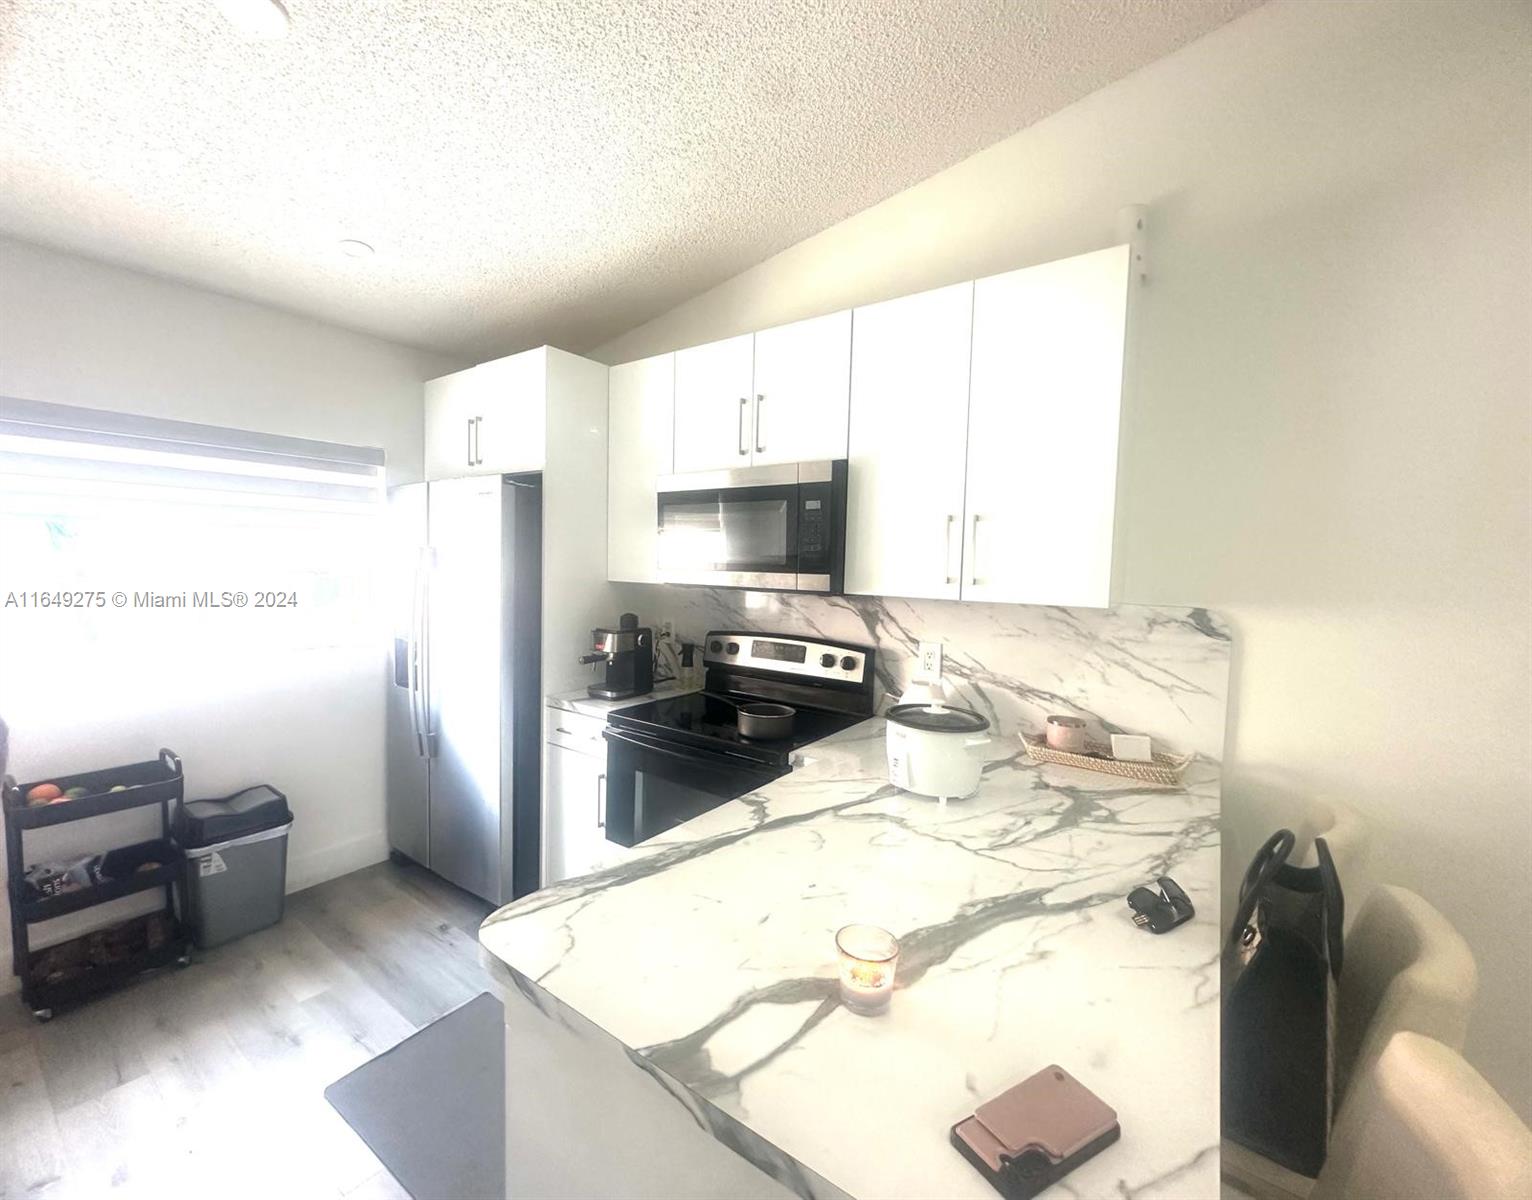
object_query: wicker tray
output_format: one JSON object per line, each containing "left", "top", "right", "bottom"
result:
{"left": 1021, "top": 734, "right": 1192, "bottom": 787}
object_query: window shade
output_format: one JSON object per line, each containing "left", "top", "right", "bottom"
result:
{"left": 0, "top": 396, "right": 384, "bottom": 511}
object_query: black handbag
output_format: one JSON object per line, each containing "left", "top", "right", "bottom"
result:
{"left": 1221, "top": 829, "right": 1344, "bottom": 1178}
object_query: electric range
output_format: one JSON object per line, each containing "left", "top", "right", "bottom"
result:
{"left": 601, "top": 631, "right": 877, "bottom": 846}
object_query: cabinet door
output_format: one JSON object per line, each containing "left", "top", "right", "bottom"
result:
{"left": 424, "top": 367, "right": 479, "bottom": 480}
{"left": 963, "top": 244, "right": 1131, "bottom": 608}
{"left": 473, "top": 349, "right": 547, "bottom": 474}
{"left": 607, "top": 353, "right": 675, "bottom": 582}
{"left": 845, "top": 285, "right": 972, "bottom": 600}
{"left": 750, "top": 310, "right": 851, "bottom": 465}
{"left": 673, "top": 334, "right": 754, "bottom": 472}
{"left": 543, "top": 742, "right": 606, "bottom": 886}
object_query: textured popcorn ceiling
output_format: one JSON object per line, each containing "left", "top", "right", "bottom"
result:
{"left": 0, "top": 0, "right": 1257, "bottom": 357}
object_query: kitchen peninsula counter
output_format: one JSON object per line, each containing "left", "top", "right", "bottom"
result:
{"left": 481, "top": 718, "right": 1221, "bottom": 1199}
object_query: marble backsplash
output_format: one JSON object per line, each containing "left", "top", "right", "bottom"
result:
{"left": 621, "top": 585, "right": 1232, "bottom": 763}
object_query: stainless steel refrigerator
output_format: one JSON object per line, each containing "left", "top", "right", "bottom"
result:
{"left": 386, "top": 474, "right": 542, "bottom": 905}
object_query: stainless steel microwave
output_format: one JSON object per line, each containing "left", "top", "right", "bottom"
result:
{"left": 655, "top": 460, "right": 847, "bottom": 593}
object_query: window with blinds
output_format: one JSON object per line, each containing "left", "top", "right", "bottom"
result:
{"left": 0, "top": 397, "right": 388, "bottom": 714}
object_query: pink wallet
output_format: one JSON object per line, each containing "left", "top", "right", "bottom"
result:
{"left": 950, "top": 1065, "right": 1120, "bottom": 1199}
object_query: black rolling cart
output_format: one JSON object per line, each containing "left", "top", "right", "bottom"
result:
{"left": 3, "top": 748, "right": 192, "bottom": 1021}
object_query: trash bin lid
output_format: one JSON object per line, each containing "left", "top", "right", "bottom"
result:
{"left": 177, "top": 785, "right": 291, "bottom": 848}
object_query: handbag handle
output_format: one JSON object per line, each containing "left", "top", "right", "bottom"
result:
{"left": 1228, "top": 828, "right": 1296, "bottom": 948}
{"left": 1313, "top": 836, "right": 1345, "bottom": 978}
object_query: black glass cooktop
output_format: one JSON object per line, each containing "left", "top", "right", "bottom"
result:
{"left": 607, "top": 691, "right": 866, "bottom": 766}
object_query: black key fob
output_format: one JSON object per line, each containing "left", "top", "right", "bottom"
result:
{"left": 1127, "top": 876, "right": 1195, "bottom": 934}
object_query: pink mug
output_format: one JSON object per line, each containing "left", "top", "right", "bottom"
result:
{"left": 1044, "top": 715, "right": 1088, "bottom": 753}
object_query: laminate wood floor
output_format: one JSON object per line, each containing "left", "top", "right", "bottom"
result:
{"left": 0, "top": 858, "right": 496, "bottom": 1200}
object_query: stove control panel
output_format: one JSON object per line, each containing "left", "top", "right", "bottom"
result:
{"left": 704, "top": 631, "right": 870, "bottom": 686}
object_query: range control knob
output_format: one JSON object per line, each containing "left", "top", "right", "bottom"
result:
{"left": 840, "top": 655, "right": 858, "bottom": 672}
{"left": 819, "top": 652, "right": 837, "bottom": 668}
{"left": 726, "top": 641, "right": 740, "bottom": 655}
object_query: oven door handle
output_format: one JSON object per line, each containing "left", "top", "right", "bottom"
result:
{"left": 602, "top": 727, "right": 775, "bottom": 772}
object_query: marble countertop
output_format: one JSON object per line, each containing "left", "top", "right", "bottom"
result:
{"left": 481, "top": 719, "right": 1222, "bottom": 1200}
{"left": 545, "top": 681, "right": 699, "bottom": 719}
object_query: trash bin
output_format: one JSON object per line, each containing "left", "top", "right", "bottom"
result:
{"left": 175, "top": 785, "right": 292, "bottom": 949}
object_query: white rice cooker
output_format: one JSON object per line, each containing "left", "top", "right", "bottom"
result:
{"left": 885, "top": 702, "right": 992, "bottom": 801}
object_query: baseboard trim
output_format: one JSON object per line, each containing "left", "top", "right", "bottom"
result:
{"left": 286, "top": 830, "right": 391, "bottom": 894}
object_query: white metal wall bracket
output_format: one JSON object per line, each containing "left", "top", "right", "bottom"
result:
{"left": 1116, "top": 204, "right": 1150, "bottom": 284}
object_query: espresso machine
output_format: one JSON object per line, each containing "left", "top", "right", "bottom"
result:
{"left": 580, "top": 613, "right": 653, "bottom": 700}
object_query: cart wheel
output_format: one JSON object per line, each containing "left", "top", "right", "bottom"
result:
{"left": 32, "top": 1008, "right": 53, "bottom": 1023}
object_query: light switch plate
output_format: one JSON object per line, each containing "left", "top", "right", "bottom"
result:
{"left": 917, "top": 641, "right": 944, "bottom": 681}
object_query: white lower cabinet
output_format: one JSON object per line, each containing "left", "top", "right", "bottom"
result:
{"left": 544, "top": 741, "right": 607, "bottom": 885}
{"left": 543, "top": 706, "right": 631, "bottom": 885}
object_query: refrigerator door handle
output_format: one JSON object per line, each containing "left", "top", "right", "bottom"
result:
{"left": 421, "top": 553, "right": 438, "bottom": 758}
{"left": 409, "top": 559, "right": 425, "bottom": 756}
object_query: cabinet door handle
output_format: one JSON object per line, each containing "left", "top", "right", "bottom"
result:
{"left": 738, "top": 397, "right": 749, "bottom": 456}
{"left": 596, "top": 773, "right": 607, "bottom": 829}
{"left": 466, "top": 417, "right": 473, "bottom": 466}
{"left": 944, "top": 514, "right": 957, "bottom": 585}
{"left": 754, "top": 394, "right": 765, "bottom": 454}
{"left": 476, "top": 415, "right": 485, "bottom": 466}
{"left": 969, "top": 514, "right": 983, "bottom": 587}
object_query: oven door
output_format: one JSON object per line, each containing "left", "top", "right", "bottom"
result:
{"left": 656, "top": 474, "right": 801, "bottom": 590}
{"left": 602, "top": 728, "right": 787, "bottom": 847}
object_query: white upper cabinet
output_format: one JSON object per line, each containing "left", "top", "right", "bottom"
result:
{"left": 424, "top": 347, "right": 549, "bottom": 479}
{"left": 845, "top": 284, "right": 973, "bottom": 600}
{"left": 670, "top": 315, "right": 851, "bottom": 473}
{"left": 423, "top": 366, "right": 480, "bottom": 480}
{"left": 473, "top": 349, "right": 547, "bottom": 474}
{"left": 962, "top": 243, "right": 1131, "bottom": 608}
{"left": 672, "top": 333, "right": 754, "bottom": 473}
{"left": 607, "top": 352, "right": 675, "bottom": 583}
{"left": 749, "top": 310, "right": 851, "bottom": 465}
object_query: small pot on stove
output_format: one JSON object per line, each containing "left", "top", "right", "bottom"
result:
{"left": 737, "top": 702, "right": 795, "bottom": 740}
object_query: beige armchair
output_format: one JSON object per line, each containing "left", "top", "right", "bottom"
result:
{"left": 1311, "top": 1031, "right": 1532, "bottom": 1200}
{"left": 1335, "top": 884, "right": 1477, "bottom": 1100}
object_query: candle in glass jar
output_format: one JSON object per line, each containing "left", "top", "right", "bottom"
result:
{"left": 836, "top": 924, "right": 900, "bottom": 1014}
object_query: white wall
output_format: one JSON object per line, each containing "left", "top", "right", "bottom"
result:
{"left": 0, "top": 235, "right": 454, "bottom": 480}
{"left": 596, "top": 0, "right": 1532, "bottom": 1115}
{"left": 0, "top": 237, "right": 458, "bottom": 985}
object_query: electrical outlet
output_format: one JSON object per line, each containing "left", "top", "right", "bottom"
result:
{"left": 917, "top": 641, "right": 944, "bottom": 681}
